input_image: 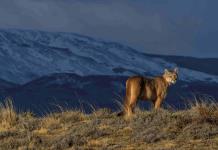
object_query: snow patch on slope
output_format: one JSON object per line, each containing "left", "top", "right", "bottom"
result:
{"left": 0, "top": 29, "right": 217, "bottom": 84}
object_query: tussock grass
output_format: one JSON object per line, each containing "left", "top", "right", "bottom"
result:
{"left": 0, "top": 99, "right": 218, "bottom": 149}
{"left": 0, "top": 98, "right": 17, "bottom": 129}
{"left": 190, "top": 101, "right": 218, "bottom": 124}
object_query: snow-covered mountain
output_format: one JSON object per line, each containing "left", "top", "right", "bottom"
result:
{"left": 0, "top": 29, "right": 218, "bottom": 84}
{"left": 0, "top": 29, "right": 218, "bottom": 114}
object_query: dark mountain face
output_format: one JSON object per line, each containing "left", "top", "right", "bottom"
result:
{"left": 1, "top": 73, "right": 217, "bottom": 115}
{"left": 1, "top": 74, "right": 127, "bottom": 114}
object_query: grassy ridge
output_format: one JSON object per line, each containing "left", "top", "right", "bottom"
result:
{"left": 0, "top": 99, "right": 218, "bottom": 150}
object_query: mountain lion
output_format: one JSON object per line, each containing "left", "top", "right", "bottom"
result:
{"left": 118, "top": 68, "right": 178, "bottom": 117}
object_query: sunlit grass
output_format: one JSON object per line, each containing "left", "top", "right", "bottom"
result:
{"left": 0, "top": 98, "right": 217, "bottom": 149}
{"left": 0, "top": 98, "right": 17, "bottom": 130}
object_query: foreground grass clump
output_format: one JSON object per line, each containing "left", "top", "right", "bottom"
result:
{"left": 0, "top": 100, "right": 218, "bottom": 150}
{"left": 0, "top": 99, "right": 17, "bottom": 129}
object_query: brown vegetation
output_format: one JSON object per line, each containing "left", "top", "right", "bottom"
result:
{"left": 0, "top": 99, "right": 218, "bottom": 150}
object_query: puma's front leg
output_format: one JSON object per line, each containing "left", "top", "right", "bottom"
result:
{"left": 154, "top": 97, "right": 163, "bottom": 109}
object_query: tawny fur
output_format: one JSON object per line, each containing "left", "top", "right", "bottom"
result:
{"left": 118, "top": 68, "right": 178, "bottom": 117}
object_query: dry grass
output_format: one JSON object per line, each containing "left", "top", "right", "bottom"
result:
{"left": 0, "top": 99, "right": 17, "bottom": 130}
{"left": 0, "top": 99, "right": 218, "bottom": 150}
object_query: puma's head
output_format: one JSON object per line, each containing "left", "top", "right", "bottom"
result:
{"left": 163, "top": 68, "right": 179, "bottom": 85}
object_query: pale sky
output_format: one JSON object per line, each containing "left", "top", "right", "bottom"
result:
{"left": 0, "top": 0, "right": 218, "bottom": 57}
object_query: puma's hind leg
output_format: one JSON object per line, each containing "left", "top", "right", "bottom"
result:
{"left": 119, "top": 77, "right": 142, "bottom": 117}
{"left": 124, "top": 82, "right": 140, "bottom": 117}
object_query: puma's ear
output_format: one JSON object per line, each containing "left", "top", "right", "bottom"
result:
{"left": 174, "top": 67, "right": 179, "bottom": 73}
{"left": 164, "top": 69, "right": 169, "bottom": 74}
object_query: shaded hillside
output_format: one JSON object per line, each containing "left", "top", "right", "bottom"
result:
{"left": 1, "top": 73, "right": 218, "bottom": 115}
